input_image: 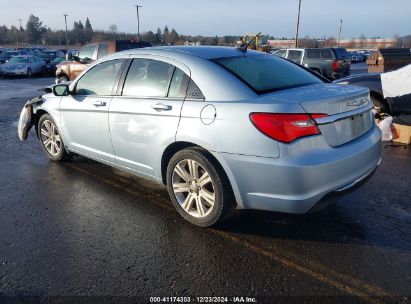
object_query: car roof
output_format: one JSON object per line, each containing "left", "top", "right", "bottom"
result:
{"left": 119, "top": 46, "right": 261, "bottom": 60}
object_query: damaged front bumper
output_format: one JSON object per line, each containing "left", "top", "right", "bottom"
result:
{"left": 17, "top": 96, "right": 44, "bottom": 141}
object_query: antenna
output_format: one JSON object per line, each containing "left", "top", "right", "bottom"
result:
{"left": 237, "top": 32, "right": 262, "bottom": 52}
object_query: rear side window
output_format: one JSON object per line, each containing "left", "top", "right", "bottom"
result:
{"left": 78, "top": 44, "right": 96, "bottom": 60}
{"left": 168, "top": 68, "right": 189, "bottom": 99}
{"left": 287, "top": 50, "right": 303, "bottom": 61}
{"left": 214, "top": 54, "right": 323, "bottom": 94}
{"left": 334, "top": 48, "right": 349, "bottom": 60}
{"left": 97, "top": 44, "right": 109, "bottom": 58}
{"left": 122, "top": 59, "right": 175, "bottom": 97}
{"left": 321, "top": 50, "right": 333, "bottom": 59}
{"left": 306, "top": 50, "right": 321, "bottom": 59}
{"left": 275, "top": 50, "right": 287, "bottom": 58}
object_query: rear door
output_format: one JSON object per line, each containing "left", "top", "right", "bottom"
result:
{"left": 109, "top": 56, "right": 189, "bottom": 178}
{"left": 60, "top": 59, "right": 125, "bottom": 163}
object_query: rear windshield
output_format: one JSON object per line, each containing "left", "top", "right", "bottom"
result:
{"left": 213, "top": 54, "right": 323, "bottom": 94}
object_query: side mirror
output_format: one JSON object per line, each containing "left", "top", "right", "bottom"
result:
{"left": 53, "top": 84, "right": 70, "bottom": 96}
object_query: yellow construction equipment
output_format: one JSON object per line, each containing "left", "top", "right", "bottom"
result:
{"left": 241, "top": 33, "right": 271, "bottom": 52}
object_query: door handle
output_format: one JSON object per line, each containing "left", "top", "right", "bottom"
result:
{"left": 93, "top": 101, "right": 106, "bottom": 107}
{"left": 151, "top": 103, "right": 172, "bottom": 111}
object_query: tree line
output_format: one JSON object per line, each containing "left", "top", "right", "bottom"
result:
{"left": 1, "top": 14, "right": 410, "bottom": 49}
{"left": 0, "top": 14, "right": 241, "bottom": 47}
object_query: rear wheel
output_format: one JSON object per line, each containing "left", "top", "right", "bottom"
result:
{"left": 166, "top": 148, "right": 234, "bottom": 227}
{"left": 38, "top": 114, "right": 69, "bottom": 161}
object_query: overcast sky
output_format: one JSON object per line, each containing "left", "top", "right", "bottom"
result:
{"left": 2, "top": 0, "right": 410, "bottom": 38}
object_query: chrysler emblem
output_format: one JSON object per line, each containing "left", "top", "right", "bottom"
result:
{"left": 346, "top": 98, "right": 368, "bottom": 107}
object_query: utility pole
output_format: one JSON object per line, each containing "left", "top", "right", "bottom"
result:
{"left": 62, "top": 13, "right": 68, "bottom": 48}
{"left": 338, "top": 19, "right": 343, "bottom": 47}
{"left": 134, "top": 4, "right": 142, "bottom": 38}
{"left": 295, "top": 0, "right": 302, "bottom": 48}
{"left": 17, "top": 19, "right": 22, "bottom": 45}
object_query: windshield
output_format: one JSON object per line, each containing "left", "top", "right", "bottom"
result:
{"left": 8, "top": 57, "right": 29, "bottom": 63}
{"left": 52, "top": 57, "right": 65, "bottom": 63}
{"left": 213, "top": 54, "right": 323, "bottom": 94}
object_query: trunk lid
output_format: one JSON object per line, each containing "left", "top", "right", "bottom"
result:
{"left": 266, "top": 83, "right": 374, "bottom": 147}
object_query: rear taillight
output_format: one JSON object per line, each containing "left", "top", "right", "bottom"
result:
{"left": 250, "top": 113, "right": 327, "bottom": 143}
{"left": 332, "top": 60, "right": 339, "bottom": 72}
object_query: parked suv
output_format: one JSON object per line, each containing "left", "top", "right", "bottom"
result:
{"left": 274, "top": 48, "right": 351, "bottom": 80}
{"left": 55, "top": 40, "right": 151, "bottom": 83}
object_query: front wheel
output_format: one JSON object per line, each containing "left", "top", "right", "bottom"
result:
{"left": 38, "top": 114, "right": 69, "bottom": 161}
{"left": 166, "top": 148, "right": 234, "bottom": 227}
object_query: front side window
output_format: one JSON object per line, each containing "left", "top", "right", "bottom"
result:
{"left": 122, "top": 59, "right": 175, "bottom": 97}
{"left": 214, "top": 54, "right": 323, "bottom": 94}
{"left": 75, "top": 59, "right": 124, "bottom": 96}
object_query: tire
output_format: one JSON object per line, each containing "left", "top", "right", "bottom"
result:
{"left": 166, "top": 148, "right": 234, "bottom": 227}
{"left": 38, "top": 114, "right": 70, "bottom": 161}
{"left": 26, "top": 68, "right": 32, "bottom": 78}
{"left": 56, "top": 76, "right": 69, "bottom": 84}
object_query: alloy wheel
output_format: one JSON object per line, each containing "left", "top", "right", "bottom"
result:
{"left": 40, "top": 119, "right": 61, "bottom": 156}
{"left": 172, "top": 159, "right": 215, "bottom": 218}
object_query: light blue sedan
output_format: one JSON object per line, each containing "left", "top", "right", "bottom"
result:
{"left": 1, "top": 55, "right": 45, "bottom": 77}
{"left": 19, "top": 46, "right": 381, "bottom": 227}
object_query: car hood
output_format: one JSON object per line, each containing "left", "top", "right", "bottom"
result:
{"left": 56, "top": 60, "right": 76, "bottom": 68}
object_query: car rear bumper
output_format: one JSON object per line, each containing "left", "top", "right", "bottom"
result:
{"left": 218, "top": 124, "right": 381, "bottom": 214}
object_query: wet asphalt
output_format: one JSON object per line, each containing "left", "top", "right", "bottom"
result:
{"left": 0, "top": 75, "right": 410, "bottom": 303}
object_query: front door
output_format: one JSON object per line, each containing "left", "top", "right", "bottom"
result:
{"left": 60, "top": 59, "right": 125, "bottom": 164}
{"left": 109, "top": 58, "right": 189, "bottom": 178}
